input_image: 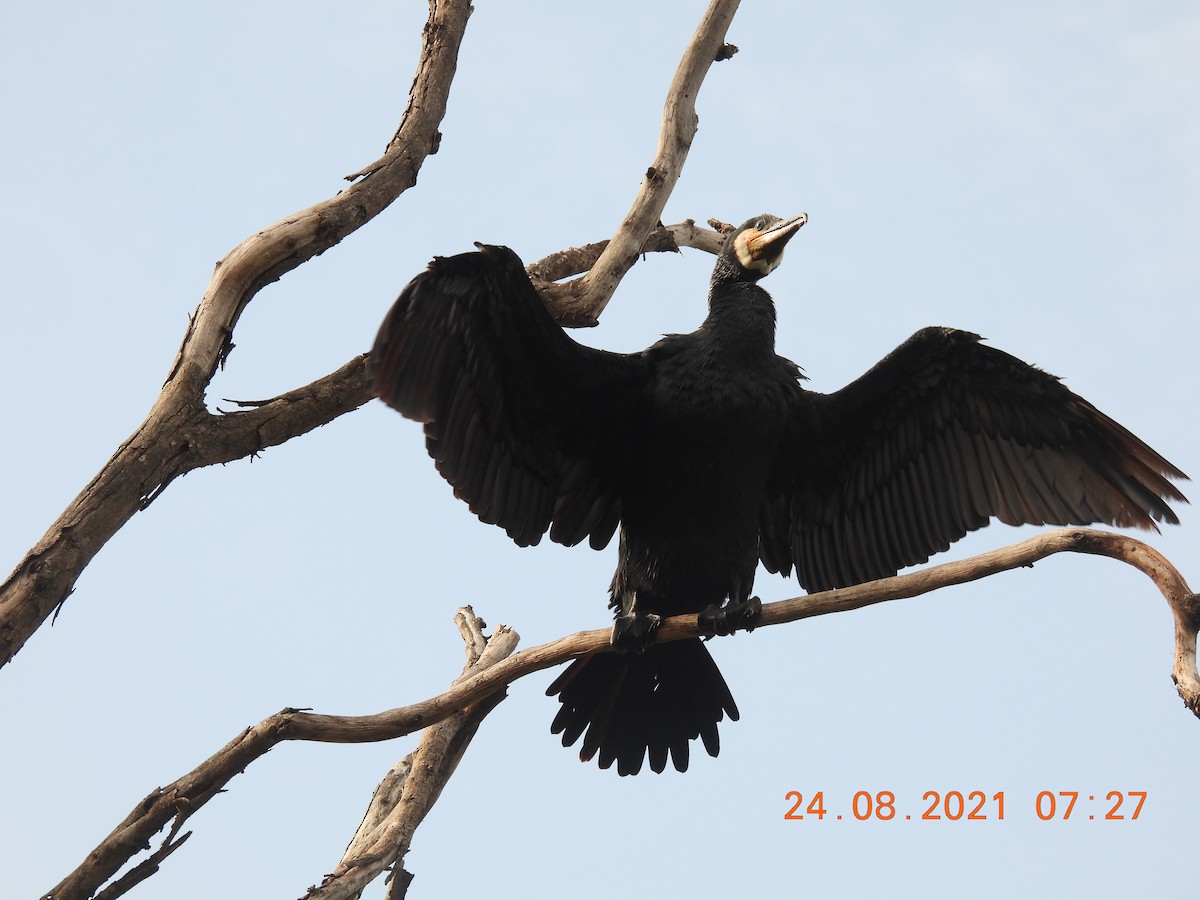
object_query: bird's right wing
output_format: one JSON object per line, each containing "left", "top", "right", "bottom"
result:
{"left": 369, "top": 243, "right": 652, "bottom": 550}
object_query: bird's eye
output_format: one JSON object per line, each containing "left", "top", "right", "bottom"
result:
{"left": 754, "top": 218, "right": 766, "bottom": 231}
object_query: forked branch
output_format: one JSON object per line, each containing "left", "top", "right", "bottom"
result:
{"left": 304, "top": 609, "right": 519, "bottom": 900}
{"left": 541, "top": 0, "right": 743, "bottom": 325}
{"left": 0, "top": 0, "right": 473, "bottom": 670}
{"left": 0, "top": 0, "right": 738, "bottom": 671}
{"left": 43, "top": 529, "right": 1198, "bottom": 899}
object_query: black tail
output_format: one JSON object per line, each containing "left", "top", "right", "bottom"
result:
{"left": 546, "top": 639, "right": 738, "bottom": 775}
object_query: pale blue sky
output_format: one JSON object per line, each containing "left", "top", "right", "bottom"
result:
{"left": 3, "top": 2, "right": 1198, "bottom": 897}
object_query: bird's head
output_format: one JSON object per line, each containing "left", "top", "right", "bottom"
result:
{"left": 718, "top": 213, "right": 807, "bottom": 281}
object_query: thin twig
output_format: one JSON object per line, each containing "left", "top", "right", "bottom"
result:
{"left": 91, "top": 831, "right": 191, "bottom": 900}
{"left": 526, "top": 220, "right": 725, "bottom": 297}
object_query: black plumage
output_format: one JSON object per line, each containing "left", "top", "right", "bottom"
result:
{"left": 368, "top": 214, "right": 1187, "bottom": 775}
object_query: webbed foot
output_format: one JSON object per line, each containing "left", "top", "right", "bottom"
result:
{"left": 611, "top": 611, "right": 662, "bottom": 655}
{"left": 698, "top": 595, "right": 763, "bottom": 636}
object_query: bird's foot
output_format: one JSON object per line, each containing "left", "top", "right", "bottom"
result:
{"left": 698, "top": 596, "right": 763, "bottom": 637}
{"left": 610, "top": 611, "right": 662, "bottom": 655}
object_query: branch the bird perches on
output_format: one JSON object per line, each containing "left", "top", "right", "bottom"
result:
{"left": 43, "top": 529, "right": 1199, "bottom": 900}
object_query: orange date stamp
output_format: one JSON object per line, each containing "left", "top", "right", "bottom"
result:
{"left": 783, "top": 790, "right": 1147, "bottom": 822}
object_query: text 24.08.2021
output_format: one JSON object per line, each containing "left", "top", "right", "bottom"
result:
{"left": 783, "top": 790, "right": 1147, "bottom": 822}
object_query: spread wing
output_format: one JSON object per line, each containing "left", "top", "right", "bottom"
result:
{"left": 369, "top": 243, "right": 652, "bottom": 549}
{"left": 760, "top": 327, "right": 1188, "bottom": 591}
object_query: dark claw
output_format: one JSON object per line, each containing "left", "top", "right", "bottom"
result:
{"left": 698, "top": 595, "right": 763, "bottom": 636}
{"left": 611, "top": 611, "right": 662, "bottom": 654}
{"left": 739, "top": 595, "right": 763, "bottom": 631}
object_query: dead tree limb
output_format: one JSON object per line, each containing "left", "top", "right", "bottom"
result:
{"left": 0, "top": 0, "right": 471, "bottom": 670}
{"left": 43, "top": 609, "right": 518, "bottom": 900}
{"left": 303, "top": 608, "right": 518, "bottom": 900}
{"left": 42, "top": 528, "right": 1198, "bottom": 899}
{"left": 526, "top": 219, "right": 726, "bottom": 288}
{"left": 541, "top": 0, "right": 743, "bottom": 325}
{"left": 0, "top": 0, "right": 736, "bottom": 671}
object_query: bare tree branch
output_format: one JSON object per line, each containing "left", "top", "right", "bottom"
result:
{"left": 42, "top": 529, "right": 1198, "bottom": 898}
{"left": 303, "top": 609, "right": 518, "bottom": 900}
{"left": 171, "top": 0, "right": 473, "bottom": 390}
{"left": 0, "top": 0, "right": 473, "bottom": 670}
{"left": 90, "top": 830, "right": 191, "bottom": 900}
{"left": 526, "top": 219, "right": 726, "bottom": 290}
{"left": 44, "top": 609, "right": 518, "bottom": 900}
{"left": 0, "top": 0, "right": 738, "bottom": 670}
{"left": 540, "top": 0, "right": 743, "bottom": 325}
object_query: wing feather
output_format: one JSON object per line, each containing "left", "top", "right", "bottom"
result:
{"left": 771, "top": 327, "right": 1187, "bottom": 591}
{"left": 370, "top": 244, "right": 651, "bottom": 549}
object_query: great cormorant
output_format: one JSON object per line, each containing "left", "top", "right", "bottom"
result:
{"left": 368, "top": 214, "right": 1187, "bottom": 775}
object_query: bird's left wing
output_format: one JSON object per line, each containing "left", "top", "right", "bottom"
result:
{"left": 760, "top": 327, "right": 1188, "bottom": 592}
{"left": 369, "top": 243, "right": 651, "bottom": 549}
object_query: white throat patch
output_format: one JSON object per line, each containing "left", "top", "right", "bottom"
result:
{"left": 733, "top": 229, "right": 783, "bottom": 275}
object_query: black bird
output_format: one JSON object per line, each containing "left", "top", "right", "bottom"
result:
{"left": 368, "top": 214, "right": 1187, "bottom": 775}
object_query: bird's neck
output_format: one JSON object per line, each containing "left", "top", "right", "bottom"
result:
{"left": 701, "top": 278, "right": 778, "bottom": 356}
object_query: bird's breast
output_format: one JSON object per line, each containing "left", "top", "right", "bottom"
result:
{"left": 620, "top": 352, "right": 790, "bottom": 545}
